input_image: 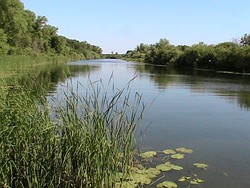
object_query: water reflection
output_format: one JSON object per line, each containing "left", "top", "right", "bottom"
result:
{"left": 134, "top": 64, "right": 250, "bottom": 110}
{"left": 67, "top": 64, "right": 101, "bottom": 78}
{"left": 21, "top": 59, "right": 250, "bottom": 188}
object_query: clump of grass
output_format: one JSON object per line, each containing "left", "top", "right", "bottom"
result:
{"left": 0, "top": 77, "right": 144, "bottom": 188}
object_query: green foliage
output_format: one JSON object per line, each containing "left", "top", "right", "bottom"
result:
{"left": 240, "top": 34, "right": 250, "bottom": 46}
{"left": 0, "top": 78, "right": 143, "bottom": 187}
{"left": 145, "top": 39, "right": 179, "bottom": 65}
{"left": 139, "top": 151, "right": 157, "bottom": 158}
{"left": 0, "top": 0, "right": 102, "bottom": 58}
{"left": 126, "top": 35, "right": 250, "bottom": 73}
{"left": 0, "top": 29, "right": 9, "bottom": 54}
{"left": 119, "top": 147, "right": 208, "bottom": 187}
{"left": 157, "top": 181, "right": 177, "bottom": 188}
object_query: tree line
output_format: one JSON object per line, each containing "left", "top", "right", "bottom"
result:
{"left": 125, "top": 35, "right": 250, "bottom": 73}
{"left": 0, "top": 0, "right": 102, "bottom": 59}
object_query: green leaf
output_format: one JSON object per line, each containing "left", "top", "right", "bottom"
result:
{"left": 163, "top": 149, "right": 176, "bottom": 154}
{"left": 129, "top": 173, "right": 152, "bottom": 185}
{"left": 170, "top": 164, "right": 183, "bottom": 171}
{"left": 190, "top": 180, "right": 199, "bottom": 185}
{"left": 190, "top": 178, "right": 205, "bottom": 184}
{"left": 193, "top": 163, "right": 208, "bottom": 170}
{"left": 178, "top": 176, "right": 191, "bottom": 182}
{"left": 156, "top": 162, "right": 183, "bottom": 172}
{"left": 162, "top": 181, "right": 178, "bottom": 188}
{"left": 156, "top": 183, "right": 164, "bottom": 188}
{"left": 175, "top": 147, "right": 193, "bottom": 153}
{"left": 171, "top": 153, "right": 185, "bottom": 159}
{"left": 146, "top": 168, "right": 161, "bottom": 176}
{"left": 139, "top": 151, "right": 157, "bottom": 158}
{"left": 156, "top": 164, "right": 172, "bottom": 171}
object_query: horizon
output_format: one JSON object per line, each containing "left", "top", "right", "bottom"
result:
{"left": 21, "top": 0, "right": 250, "bottom": 54}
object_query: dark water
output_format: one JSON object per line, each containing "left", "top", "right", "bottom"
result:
{"left": 49, "top": 59, "right": 250, "bottom": 188}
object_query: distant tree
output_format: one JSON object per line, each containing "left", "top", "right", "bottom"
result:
{"left": 240, "top": 34, "right": 250, "bottom": 46}
{"left": 145, "top": 39, "right": 178, "bottom": 65}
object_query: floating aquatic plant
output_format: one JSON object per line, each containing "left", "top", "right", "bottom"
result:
{"left": 178, "top": 176, "right": 191, "bottom": 182}
{"left": 171, "top": 153, "right": 185, "bottom": 159}
{"left": 175, "top": 147, "right": 193, "bottom": 154}
{"left": 190, "top": 178, "right": 205, "bottom": 184}
{"left": 157, "top": 181, "right": 178, "bottom": 188}
{"left": 118, "top": 148, "right": 207, "bottom": 187}
{"left": 139, "top": 151, "right": 157, "bottom": 158}
{"left": 193, "top": 163, "right": 208, "bottom": 170}
{"left": 178, "top": 176, "right": 205, "bottom": 185}
{"left": 163, "top": 149, "right": 176, "bottom": 154}
{"left": 156, "top": 164, "right": 172, "bottom": 172}
{"left": 156, "top": 162, "right": 183, "bottom": 172}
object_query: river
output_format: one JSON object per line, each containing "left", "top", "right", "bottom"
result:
{"left": 48, "top": 59, "right": 250, "bottom": 188}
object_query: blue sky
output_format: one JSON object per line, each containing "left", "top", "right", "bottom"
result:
{"left": 21, "top": 0, "right": 250, "bottom": 54}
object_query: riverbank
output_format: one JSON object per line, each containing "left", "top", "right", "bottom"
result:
{"left": 0, "top": 55, "right": 73, "bottom": 78}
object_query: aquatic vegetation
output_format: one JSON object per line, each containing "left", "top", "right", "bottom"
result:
{"left": 178, "top": 176, "right": 205, "bottom": 185}
{"left": 175, "top": 147, "right": 193, "bottom": 154}
{"left": 0, "top": 78, "right": 144, "bottom": 188}
{"left": 156, "top": 181, "right": 178, "bottom": 188}
{"left": 163, "top": 149, "right": 176, "bottom": 155}
{"left": 0, "top": 74, "right": 209, "bottom": 187}
{"left": 139, "top": 151, "right": 157, "bottom": 159}
{"left": 193, "top": 163, "right": 208, "bottom": 170}
{"left": 118, "top": 147, "right": 208, "bottom": 187}
{"left": 171, "top": 153, "right": 185, "bottom": 159}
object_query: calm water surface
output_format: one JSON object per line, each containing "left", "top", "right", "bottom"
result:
{"left": 50, "top": 59, "right": 250, "bottom": 188}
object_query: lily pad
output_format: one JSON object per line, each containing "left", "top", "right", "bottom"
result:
{"left": 171, "top": 153, "right": 185, "bottom": 159}
{"left": 170, "top": 164, "right": 183, "bottom": 171}
{"left": 190, "top": 178, "right": 204, "bottom": 184}
{"left": 157, "top": 181, "right": 177, "bottom": 188}
{"left": 178, "top": 176, "right": 191, "bottom": 182}
{"left": 156, "top": 164, "right": 172, "bottom": 171}
{"left": 129, "top": 173, "right": 152, "bottom": 185}
{"left": 175, "top": 147, "right": 193, "bottom": 153}
{"left": 139, "top": 151, "right": 157, "bottom": 159}
{"left": 146, "top": 168, "right": 161, "bottom": 176}
{"left": 193, "top": 163, "right": 208, "bottom": 170}
{"left": 163, "top": 149, "right": 176, "bottom": 155}
{"left": 156, "top": 162, "right": 183, "bottom": 172}
{"left": 165, "top": 162, "right": 183, "bottom": 171}
{"left": 136, "top": 169, "right": 156, "bottom": 179}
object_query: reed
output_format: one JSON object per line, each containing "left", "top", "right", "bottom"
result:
{"left": 0, "top": 55, "right": 70, "bottom": 78}
{"left": 0, "top": 77, "right": 143, "bottom": 188}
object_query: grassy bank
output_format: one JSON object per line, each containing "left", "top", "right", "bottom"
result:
{"left": 0, "top": 55, "right": 72, "bottom": 78}
{"left": 0, "top": 78, "right": 143, "bottom": 187}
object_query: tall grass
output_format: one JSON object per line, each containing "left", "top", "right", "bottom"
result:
{"left": 0, "top": 77, "right": 144, "bottom": 188}
{"left": 0, "top": 55, "right": 70, "bottom": 78}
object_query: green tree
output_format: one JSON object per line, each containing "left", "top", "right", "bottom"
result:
{"left": 240, "top": 34, "right": 250, "bottom": 46}
{"left": 145, "top": 39, "right": 179, "bottom": 65}
{"left": 0, "top": 0, "right": 28, "bottom": 46}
